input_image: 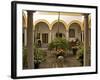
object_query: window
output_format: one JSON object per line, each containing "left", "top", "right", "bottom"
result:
{"left": 56, "top": 33, "right": 65, "bottom": 38}
{"left": 42, "top": 33, "right": 48, "bottom": 43}
{"left": 56, "top": 33, "right": 62, "bottom": 38}
{"left": 69, "top": 29, "right": 75, "bottom": 38}
{"left": 36, "top": 33, "right": 40, "bottom": 39}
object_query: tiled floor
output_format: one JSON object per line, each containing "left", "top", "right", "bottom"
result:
{"left": 39, "top": 50, "right": 82, "bottom": 69}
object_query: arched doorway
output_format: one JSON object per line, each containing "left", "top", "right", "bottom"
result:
{"left": 52, "top": 22, "right": 66, "bottom": 40}
{"left": 35, "top": 22, "right": 50, "bottom": 48}
{"left": 69, "top": 23, "right": 82, "bottom": 42}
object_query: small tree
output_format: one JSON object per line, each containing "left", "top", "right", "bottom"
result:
{"left": 48, "top": 37, "right": 69, "bottom": 51}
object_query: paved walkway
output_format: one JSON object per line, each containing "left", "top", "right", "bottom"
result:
{"left": 39, "top": 50, "right": 81, "bottom": 69}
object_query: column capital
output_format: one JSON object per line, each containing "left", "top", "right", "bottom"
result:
{"left": 27, "top": 10, "right": 36, "bottom": 13}
{"left": 82, "top": 13, "right": 90, "bottom": 17}
{"left": 81, "top": 30, "right": 84, "bottom": 32}
{"left": 23, "top": 26, "right": 27, "bottom": 29}
{"left": 66, "top": 29, "right": 69, "bottom": 31}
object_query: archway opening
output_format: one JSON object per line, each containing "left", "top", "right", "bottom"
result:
{"left": 35, "top": 22, "right": 50, "bottom": 48}
{"left": 52, "top": 22, "right": 66, "bottom": 40}
{"left": 69, "top": 23, "right": 81, "bottom": 42}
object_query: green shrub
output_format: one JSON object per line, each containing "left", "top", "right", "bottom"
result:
{"left": 48, "top": 37, "right": 69, "bottom": 51}
{"left": 34, "top": 48, "right": 45, "bottom": 64}
{"left": 76, "top": 43, "right": 84, "bottom": 66}
{"left": 23, "top": 44, "right": 45, "bottom": 69}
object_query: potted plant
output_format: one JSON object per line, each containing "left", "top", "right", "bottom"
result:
{"left": 76, "top": 43, "right": 84, "bottom": 66}
{"left": 34, "top": 44, "right": 46, "bottom": 69}
{"left": 48, "top": 37, "right": 69, "bottom": 58}
{"left": 23, "top": 44, "right": 46, "bottom": 69}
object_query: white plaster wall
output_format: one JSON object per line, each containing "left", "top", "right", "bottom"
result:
{"left": 33, "top": 12, "right": 83, "bottom": 25}
{"left": 34, "top": 13, "right": 82, "bottom": 24}
{"left": 23, "top": 11, "right": 83, "bottom": 27}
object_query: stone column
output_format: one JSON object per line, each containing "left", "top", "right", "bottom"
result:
{"left": 33, "top": 30, "right": 35, "bottom": 44}
{"left": 49, "top": 31, "right": 52, "bottom": 43}
{"left": 89, "top": 29, "right": 91, "bottom": 47}
{"left": 40, "top": 33, "right": 42, "bottom": 43}
{"left": 25, "top": 28, "right": 27, "bottom": 47}
{"left": 83, "top": 14, "right": 89, "bottom": 66}
{"left": 26, "top": 11, "right": 34, "bottom": 69}
{"left": 82, "top": 31, "right": 84, "bottom": 42}
{"left": 66, "top": 30, "right": 69, "bottom": 41}
{"left": 23, "top": 27, "right": 27, "bottom": 47}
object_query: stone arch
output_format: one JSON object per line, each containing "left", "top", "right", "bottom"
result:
{"left": 51, "top": 20, "right": 67, "bottom": 30}
{"left": 51, "top": 20, "right": 67, "bottom": 40}
{"left": 34, "top": 19, "right": 50, "bottom": 30}
{"left": 68, "top": 20, "right": 82, "bottom": 31}
{"left": 68, "top": 21, "right": 82, "bottom": 41}
{"left": 35, "top": 21, "right": 50, "bottom": 48}
{"left": 35, "top": 21, "right": 50, "bottom": 31}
